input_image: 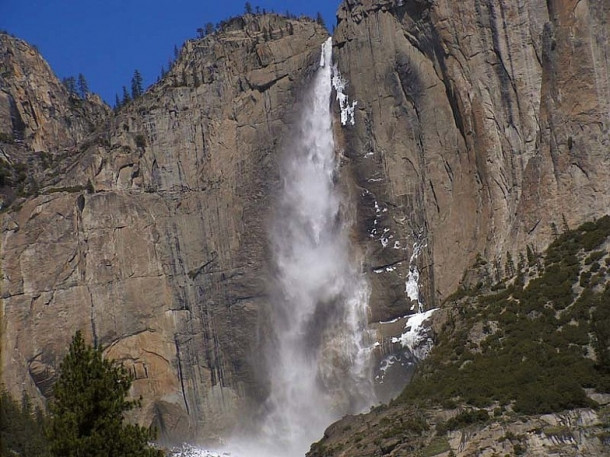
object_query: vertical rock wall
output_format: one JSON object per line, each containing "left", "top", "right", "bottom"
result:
{"left": 0, "top": 17, "right": 328, "bottom": 444}
{"left": 334, "top": 0, "right": 610, "bottom": 312}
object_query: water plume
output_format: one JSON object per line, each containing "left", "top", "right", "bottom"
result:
{"left": 255, "top": 37, "right": 375, "bottom": 456}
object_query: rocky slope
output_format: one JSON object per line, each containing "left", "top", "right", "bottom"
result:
{"left": 0, "top": 16, "right": 328, "bottom": 444}
{"left": 308, "top": 217, "right": 610, "bottom": 456}
{"left": 334, "top": 0, "right": 610, "bottom": 314}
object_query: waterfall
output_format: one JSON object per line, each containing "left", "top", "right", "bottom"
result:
{"left": 174, "top": 37, "right": 376, "bottom": 457}
{"left": 259, "top": 37, "right": 375, "bottom": 456}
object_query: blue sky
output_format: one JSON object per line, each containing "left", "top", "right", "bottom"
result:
{"left": 1, "top": 0, "right": 340, "bottom": 106}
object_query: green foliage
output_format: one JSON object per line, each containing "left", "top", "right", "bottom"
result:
{"left": 437, "top": 409, "right": 489, "bottom": 434}
{"left": 131, "top": 70, "right": 143, "bottom": 99}
{"left": 135, "top": 134, "right": 147, "bottom": 149}
{"left": 0, "top": 132, "right": 14, "bottom": 144}
{"left": 122, "top": 86, "right": 131, "bottom": 105}
{"left": 47, "top": 331, "right": 162, "bottom": 457}
{"left": 401, "top": 216, "right": 610, "bottom": 415}
{"left": 77, "top": 73, "right": 89, "bottom": 99}
{"left": 0, "top": 390, "right": 50, "bottom": 457}
{"left": 420, "top": 437, "right": 451, "bottom": 457}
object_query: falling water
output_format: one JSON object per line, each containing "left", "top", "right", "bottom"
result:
{"left": 175, "top": 38, "right": 376, "bottom": 457}
{"left": 232, "top": 37, "right": 374, "bottom": 456}
{"left": 259, "top": 37, "right": 375, "bottom": 456}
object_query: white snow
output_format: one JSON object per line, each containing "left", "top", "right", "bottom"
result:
{"left": 391, "top": 308, "right": 437, "bottom": 360}
{"left": 405, "top": 267, "right": 420, "bottom": 303}
{"left": 331, "top": 67, "right": 357, "bottom": 126}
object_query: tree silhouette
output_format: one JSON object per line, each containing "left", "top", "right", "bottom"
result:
{"left": 316, "top": 12, "right": 326, "bottom": 29}
{"left": 77, "top": 73, "right": 89, "bottom": 98}
{"left": 122, "top": 86, "right": 131, "bottom": 105}
{"left": 47, "top": 331, "right": 162, "bottom": 457}
{"left": 131, "top": 70, "right": 143, "bottom": 99}
{"left": 62, "top": 76, "right": 76, "bottom": 95}
{"left": 244, "top": 2, "right": 253, "bottom": 14}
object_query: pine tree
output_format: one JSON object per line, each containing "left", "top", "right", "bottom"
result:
{"left": 77, "top": 73, "right": 89, "bottom": 98}
{"left": 131, "top": 70, "right": 143, "bottom": 99}
{"left": 62, "top": 76, "right": 76, "bottom": 95}
{"left": 1, "top": 390, "right": 50, "bottom": 456}
{"left": 47, "top": 331, "right": 162, "bottom": 457}
{"left": 244, "top": 2, "right": 253, "bottom": 14}
{"left": 205, "top": 22, "right": 215, "bottom": 35}
{"left": 122, "top": 86, "right": 131, "bottom": 105}
{"left": 505, "top": 251, "right": 515, "bottom": 277}
{"left": 316, "top": 12, "right": 326, "bottom": 29}
{"left": 114, "top": 93, "right": 121, "bottom": 110}
{"left": 526, "top": 245, "right": 536, "bottom": 267}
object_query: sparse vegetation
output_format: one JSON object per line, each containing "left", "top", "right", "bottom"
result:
{"left": 400, "top": 216, "right": 610, "bottom": 415}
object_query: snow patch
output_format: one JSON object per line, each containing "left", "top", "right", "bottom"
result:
{"left": 331, "top": 67, "right": 357, "bottom": 126}
{"left": 405, "top": 267, "right": 420, "bottom": 303}
{"left": 405, "top": 240, "right": 427, "bottom": 312}
{"left": 391, "top": 309, "right": 437, "bottom": 360}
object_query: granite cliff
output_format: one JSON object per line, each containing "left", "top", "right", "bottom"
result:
{"left": 1, "top": 15, "right": 329, "bottom": 444}
{"left": 0, "top": 0, "right": 609, "bottom": 451}
{"left": 334, "top": 0, "right": 610, "bottom": 315}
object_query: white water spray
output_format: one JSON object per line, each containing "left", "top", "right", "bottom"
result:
{"left": 257, "top": 37, "right": 375, "bottom": 456}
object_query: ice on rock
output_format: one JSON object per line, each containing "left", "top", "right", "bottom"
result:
{"left": 405, "top": 267, "right": 420, "bottom": 303}
{"left": 391, "top": 309, "right": 437, "bottom": 360}
{"left": 331, "top": 67, "right": 357, "bottom": 126}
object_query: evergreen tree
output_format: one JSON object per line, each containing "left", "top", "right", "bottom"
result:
{"left": 131, "top": 70, "right": 143, "bottom": 99}
{"left": 505, "top": 251, "right": 515, "bottom": 277}
{"left": 122, "top": 85, "right": 131, "bottom": 105}
{"left": 114, "top": 93, "right": 121, "bottom": 110}
{"left": 205, "top": 22, "right": 215, "bottom": 35}
{"left": 77, "top": 73, "right": 89, "bottom": 98}
{"left": 244, "top": 2, "right": 253, "bottom": 14}
{"left": 526, "top": 245, "right": 536, "bottom": 267}
{"left": 0, "top": 390, "right": 50, "bottom": 457}
{"left": 62, "top": 76, "right": 77, "bottom": 95}
{"left": 316, "top": 12, "right": 326, "bottom": 29}
{"left": 47, "top": 331, "right": 162, "bottom": 457}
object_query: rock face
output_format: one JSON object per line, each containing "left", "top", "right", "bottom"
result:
{"left": 0, "top": 17, "right": 328, "bottom": 444}
{"left": 1, "top": 0, "right": 610, "bottom": 448}
{"left": 0, "top": 33, "right": 109, "bottom": 152}
{"left": 334, "top": 0, "right": 610, "bottom": 314}
{"left": 307, "top": 404, "right": 609, "bottom": 457}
